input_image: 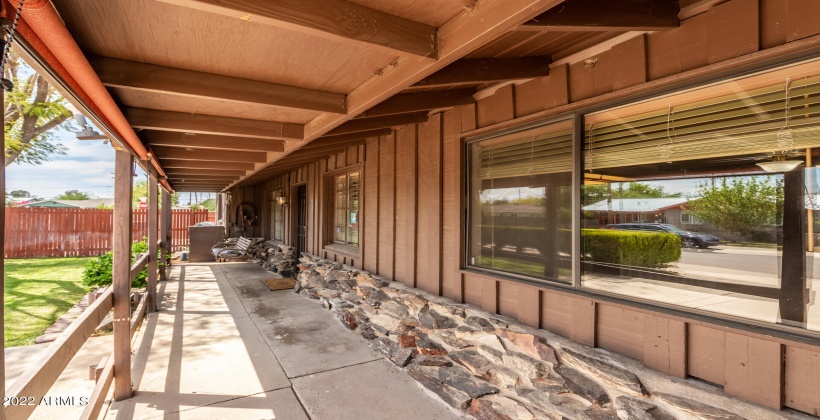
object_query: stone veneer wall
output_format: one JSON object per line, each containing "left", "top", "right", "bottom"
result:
{"left": 294, "top": 255, "right": 804, "bottom": 420}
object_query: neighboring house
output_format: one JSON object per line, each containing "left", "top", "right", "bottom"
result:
{"left": 583, "top": 197, "right": 689, "bottom": 227}
{"left": 20, "top": 199, "right": 114, "bottom": 209}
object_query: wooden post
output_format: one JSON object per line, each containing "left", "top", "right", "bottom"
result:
{"left": 159, "top": 189, "right": 171, "bottom": 281}
{"left": 147, "top": 170, "right": 159, "bottom": 312}
{"left": 780, "top": 169, "right": 808, "bottom": 326}
{"left": 1, "top": 78, "right": 7, "bottom": 420}
{"left": 113, "top": 149, "right": 133, "bottom": 401}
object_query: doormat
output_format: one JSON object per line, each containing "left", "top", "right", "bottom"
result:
{"left": 262, "top": 278, "right": 297, "bottom": 291}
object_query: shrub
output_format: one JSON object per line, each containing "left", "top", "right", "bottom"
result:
{"left": 82, "top": 237, "right": 158, "bottom": 289}
{"left": 582, "top": 229, "right": 681, "bottom": 268}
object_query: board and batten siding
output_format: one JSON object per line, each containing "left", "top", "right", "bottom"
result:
{"left": 227, "top": 0, "right": 820, "bottom": 414}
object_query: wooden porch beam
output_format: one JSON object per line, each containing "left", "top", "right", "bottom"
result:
{"left": 359, "top": 89, "right": 476, "bottom": 117}
{"left": 409, "top": 57, "right": 552, "bottom": 89}
{"left": 300, "top": 138, "right": 366, "bottom": 151}
{"left": 157, "top": 0, "right": 437, "bottom": 59}
{"left": 311, "top": 129, "right": 392, "bottom": 146}
{"left": 151, "top": 145, "right": 267, "bottom": 163}
{"left": 123, "top": 108, "right": 304, "bottom": 140}
{"left": 165, "top": 169, "right": 247, "bottom": 177}
{"left": 113, "top": 150, "right": 133, "bottom": 401}
{"left": 233, "top": 0, "right": 565, "bottom": 190}
{"left": 90, "top": 56, "right": 346, "bottom": 113}
{"left": 143, "top": 131, "right": 286, "bottom": 152}
{"left": 167, "top": 174, "right": 240, "bottom": 180}
{"left": 161, "top": 159, "right": 256, "bottom": 171}
{"left": 519, "top": 0, "right": 680, "bottom": 32}
{"left": 324, "top": 112, "right": 428, "bottom": 136}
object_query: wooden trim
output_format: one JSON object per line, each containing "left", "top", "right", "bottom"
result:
{"left": 5, "top": 289, "right": 114, "bottom": 419}
{"left": 144, "top": 131, "right": 286, "bottom": 152}
{"left": 90, "top": 55, "right": 346, "bottom": 113}
{"left": 678, "top": 0, "right": 730, "bottom": 20}
{"left": 360, "top": 89, "right": 476, "bottom": 117}
{"left": 519, "top": 0, "right": 680, "bottom": 32}
{"left": 80, "top": 353, "right": 113, "bottom": 420}
{"left": 410, "top": 57, "right": 552, "bottom": 89}
{"left": 151, "top": 146, "right": 267, "bottom": 163}
{"left": 113, "top": 150, "right": 133, "bottom": 401}
{"left": 324, "top": 112, "right": 429, "bottom": 136}
{"left": 123, "top": 107, "right": 304, "bottom": 140}
{"left": 157, "top": 0, "right": 437, "bottom": 59}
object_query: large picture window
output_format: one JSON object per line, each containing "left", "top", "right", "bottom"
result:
{"left": 332, "top": 171, "right": 360, "bottom": 247}
{"left": 581, "top": 59, "right": 820, "bottom": 331}
{"left": 467, "top": 119, "right": 573, "bottom": 284}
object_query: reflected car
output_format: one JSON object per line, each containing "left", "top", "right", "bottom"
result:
{"left": 603, "top": 223, "right": 720, "bottom": 249}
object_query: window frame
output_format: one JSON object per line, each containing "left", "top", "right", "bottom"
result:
{"left": 459, "top": 51, "right": 820, "bottom": 342}
{"left": 268, "top": 188, "right": 285, "bottom": 241}
{"left": 323, "top": 164, "right": 362, "bottom": 255}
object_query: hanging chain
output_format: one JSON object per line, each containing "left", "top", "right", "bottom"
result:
{"left": 658, "top": 104, "right": 676, "bottom": 163}
{"left": 776, "top": 77, "right": 794, "bottom": 151}
{"left": 1, "top": 0, "right": 25, "bottom": 91}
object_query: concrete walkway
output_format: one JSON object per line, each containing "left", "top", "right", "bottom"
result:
{"left": 105, "top": 262, "right": 461, "bottom": 419}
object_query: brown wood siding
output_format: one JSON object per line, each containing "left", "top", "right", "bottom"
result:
{"left": 416, "top": 114, "right": 443, "bottom": 295}
{"left": 378, "top": 134, "right": 396, "bottom": 279}
{"left": 596, "top": 305, "right": 645, "bottom": 361}
{"left": 441, "top": 109, "right": 462, "bottom": 301}
{"left": 363, "top": 137, "right": 380, "bottom": 273}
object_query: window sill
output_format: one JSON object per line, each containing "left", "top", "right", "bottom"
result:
{"left": 323, "top": 244, "right": 360, "bottom": 257}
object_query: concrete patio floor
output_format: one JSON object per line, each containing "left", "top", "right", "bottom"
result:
{"left": 104, "top": 262, "right": 461, "bottom": 419}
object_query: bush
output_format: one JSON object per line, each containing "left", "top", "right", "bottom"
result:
{"left": 582, "top": 229, "right": 681, "bottom": 268}
{"left": 82, "top": 238, "right": 158, "bottom": 289}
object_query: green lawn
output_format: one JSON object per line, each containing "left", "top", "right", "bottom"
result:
{"left": 4, "top": 258, "right": 91, "bottom": 348}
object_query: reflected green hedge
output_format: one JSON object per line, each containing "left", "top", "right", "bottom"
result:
{"left": 582, "top": 229, "right": 681, "bottom": 268}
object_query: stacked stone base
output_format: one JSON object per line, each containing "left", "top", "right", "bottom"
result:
{"left": 248, "top": 241, "right": 297, "bottom": 277}
{"left": 294, "top": 255, "right": 782, "bottom": 420}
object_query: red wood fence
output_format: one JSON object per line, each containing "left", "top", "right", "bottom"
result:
{"left": 4, "top": 208, "right": 212, "bottom": 258}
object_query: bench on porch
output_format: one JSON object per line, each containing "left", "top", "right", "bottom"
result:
{"left": 212, "top": 237, "right": 253, "bottom": 261}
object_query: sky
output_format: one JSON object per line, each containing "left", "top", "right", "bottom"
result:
{"left": 6, "top": 126, "right": 121, "bottom": 199}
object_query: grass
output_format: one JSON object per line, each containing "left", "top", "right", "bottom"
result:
{"left": 4, "top": 258, "right": 91, "bottom": 348}
{"left": 477, "top": 256, "right": 572, "bottom": 281}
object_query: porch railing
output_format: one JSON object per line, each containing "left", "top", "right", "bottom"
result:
{"left": 4, "top": 253, "right": 153, "bottom": 419}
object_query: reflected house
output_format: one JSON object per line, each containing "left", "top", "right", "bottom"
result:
{"left": 582, "top": 197, "right": 689, "bottom": 227}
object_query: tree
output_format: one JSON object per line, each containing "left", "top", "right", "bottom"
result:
{"left": 583, "top": 182, "right": 679, "bottom": 203}
{"left": 4, "top": 50, "right": 73, "bottom": 167}
{"left": 56, "top": 189, "right": 92, "bottom": 200}
{"left": 133, "top": 179, "right": 179, "bottom": 208}
{"left": 199, "top": 198, "right": 216, "bottom": 211}
{"left": 688, "top": 176, "right": 782, "bottom": 235}
{"left": 9, "top": 189, "right": 29, "bottom": 198}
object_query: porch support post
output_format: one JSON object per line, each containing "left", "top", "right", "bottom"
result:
{"left": 113, "top": 149, "right": 133, "bottom": 401}
{"left": 159, "top": 189, "right": 171, "bottom": 280}
{"left": 1, "top": 76, "right": 7, "bottom": 420}
{"left": 147, "top": 169, "right": 159, "bottom": 312}
{"left": 780, "top": 169, "right": 808, "bottom": 326}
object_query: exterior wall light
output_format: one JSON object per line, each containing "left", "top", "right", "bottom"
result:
{"left": 275, "top": 196, "right": 287, "bottom": 206}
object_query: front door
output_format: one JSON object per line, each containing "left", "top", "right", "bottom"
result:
{"left": 296, "top": 185, "right": 307, "bottom": 257}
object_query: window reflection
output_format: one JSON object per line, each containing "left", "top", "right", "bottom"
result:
{"left": 468, "top": 119, "right": 573, "bottom": 284}
{"left": 581, "top": 60, "right": 820, "bottom": 331}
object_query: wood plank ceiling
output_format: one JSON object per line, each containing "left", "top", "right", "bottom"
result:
{"left": 53, "top": 0, "right": 685, "bottom": 192}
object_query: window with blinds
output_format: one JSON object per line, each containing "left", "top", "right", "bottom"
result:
{"left": 580, "top": 58, "right": 820, "bottom": 332}
{"left": 333, "top": 172, "right": 359, "bottom": 246}
{"left": 467, "top": 118, "right": 573, "bottom": 284}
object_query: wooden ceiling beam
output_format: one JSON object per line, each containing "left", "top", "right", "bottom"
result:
{"left": 168, "top": 175, "right": 239, "bottom": 181}
{"left": 151, "top": 145, "right": 266, "bottom": 163}
{"left": 409, "top": 56, "right": 551, "bottom": 89}
{"left": 324, "top": 112, "right": 428, "bottom": 136}
{"left": 310, "top": 129, "right": 392, "bottom": 147}
{"left": 123, "top": 107, "right": 304, "bottom": 140}
{"left": 161, "top": 159, "right": 256, "bottom": 170}
{"left": 359, "top": 89, "right": 476, "bottom": 118}
{"left": 519, "top": 0, "right": 680, "bottom": 32}
{"left": 232, "top": 0, "right": 565, "bottom": 190}
{"left": 89, "top": 56, "right": 346, "bottom": 114}
{"left": 142, "top": 131, "right": 285, "bottom": 152}
{"left": 165, "top": 168, "right": 248, "bottom": 177}
{"left": 157, "top": 0, "right": 437, "bottom": 59}
{"left": 300, "top": 137, "right": 367, "bottom": 151}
